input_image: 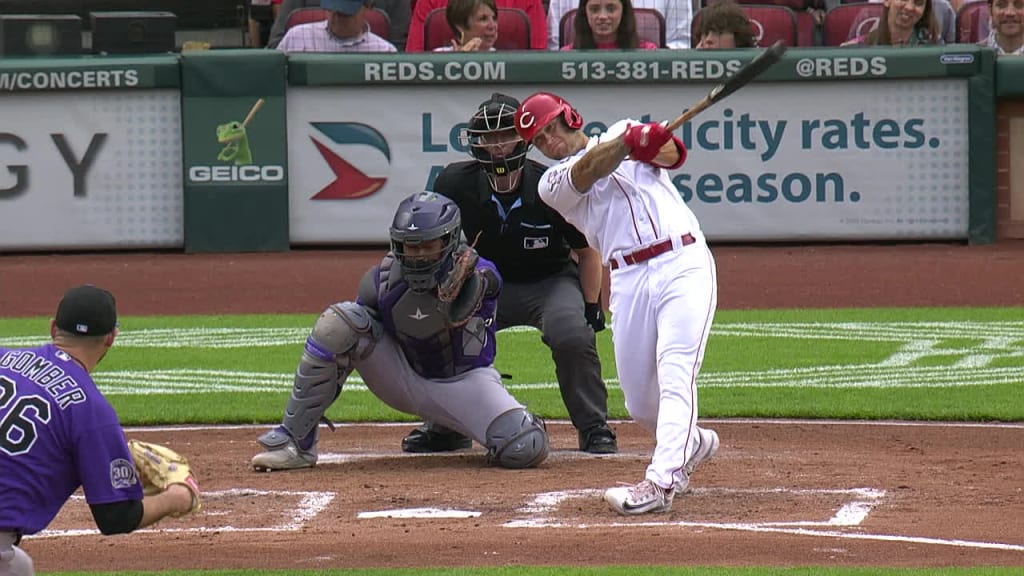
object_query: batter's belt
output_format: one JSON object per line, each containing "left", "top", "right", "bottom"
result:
{"left": 610, "top": 233, "right": 696, "bottom": 270}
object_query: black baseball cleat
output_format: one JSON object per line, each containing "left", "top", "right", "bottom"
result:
{"left": 579, "top": 424, "right": 618, "bottom": 454}
{"left": 401, "top": 423, "right": 472, "bottom": 453}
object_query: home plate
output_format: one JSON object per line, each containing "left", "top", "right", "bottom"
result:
{"left": 357, "top": 507, "right": 482, "bottom": 519}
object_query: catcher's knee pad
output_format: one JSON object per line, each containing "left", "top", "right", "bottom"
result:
{"left": 309, "top": 301, "right": 382, "bottom": 367}
{"left": 280, "top": 302, "right": 382, "bottom": 444}
{"left": 485, "top": 409, "right": 549, "bottom": 469}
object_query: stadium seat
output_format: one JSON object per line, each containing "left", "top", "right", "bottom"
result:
{"left": 423, "top": 7, "right": 532, "bottom": 50}
{"left": 795, "top": 9, "right": 817, "bottom": 47}
{"left": 285, "top": 7, "right": 392, "bottom": 40}
{"left": 558, "top": 7, "right": 667, "bottom": 48}
{"left": 956, "top": 0, "right": 989, "bottom": 43}
{"left": 691, "top": 4, "right": 799, "bottom": 47}
{"left": 822, "top": 2, "right": 882, "bottom": 45}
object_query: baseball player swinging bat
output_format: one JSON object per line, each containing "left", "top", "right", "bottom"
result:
{"left": 666, "top": 40, "right": 787, "bottom": 132}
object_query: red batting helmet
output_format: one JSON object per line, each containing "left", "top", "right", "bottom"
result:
{"left": 514, "top": 92, "right": 583, "bottom": 142}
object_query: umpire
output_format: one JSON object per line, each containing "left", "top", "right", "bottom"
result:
{"left": 401, "top": 92, "right": 617, "bottom": 454}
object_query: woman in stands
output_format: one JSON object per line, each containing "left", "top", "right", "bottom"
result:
{"left": 693, "top": 0, "right": 756, "bottom": 49}
{"left": 562, "top": 0, "right": 659, "bottom": 49}
{"left": 436, "top": 0, "right": 499, "bottom": 51}
{"left": 843, "top": 0, "right": 941, "bottom": 46}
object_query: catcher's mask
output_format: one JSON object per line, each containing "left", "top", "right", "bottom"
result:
{"left": 390, "top": 192, "right": 462, "bottom": 294}
{"left": 460, "top": 93, "right": 529, "bottom": 193}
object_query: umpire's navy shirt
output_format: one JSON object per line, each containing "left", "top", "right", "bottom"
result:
{"left": 433, "top": 159, "right": 589, "bottom": 283}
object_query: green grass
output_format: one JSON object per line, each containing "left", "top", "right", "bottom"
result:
{"left": 3, "top": 307, "right": 1023, "bottom": 425}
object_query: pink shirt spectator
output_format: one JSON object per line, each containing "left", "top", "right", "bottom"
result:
{"left": 406, "top": 0, "right": 546, "bottom": 51}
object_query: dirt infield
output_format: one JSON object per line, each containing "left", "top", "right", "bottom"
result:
{"left": 3, "top": 242, "right": 1024, "bottom": 571}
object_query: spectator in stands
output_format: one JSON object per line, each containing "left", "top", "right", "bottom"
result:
{"left": 547, "top": 0, "right": 691, "bottom": 49}
{"left": 693, "top": 0, "right": 755, "bottom": 48}
{"left": 562, "top": 0, "right": 659, "bottom": 49}
{"left": 269, "top": 0, "right": 411, "bottom": 50}
{"left": 851, "top": 0, "right": 954, "bottom": 42}
{"left": 277, "top": 0, "right": 398, "bottom": 51}
{"left": 842, "top": 0, "right": 940, "bottom": 46}
{"left": 984, "top": 0, "right": 1024, "bottom": 54}
{"left": 436, "top": 0, "right": 500, "bottom": 50}
{"left": 407, "top": 0, "right": 547, "bottom": 51}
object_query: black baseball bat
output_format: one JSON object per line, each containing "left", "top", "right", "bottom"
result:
{"left": 666, "top": 40, "right": 788, "bottom": 132}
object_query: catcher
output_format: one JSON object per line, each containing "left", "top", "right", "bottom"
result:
{"left": 252, "top": 191, "right": 549, "bottom": 471}
{"left": 0, "top": 285, "right": 200, "bottom": 576}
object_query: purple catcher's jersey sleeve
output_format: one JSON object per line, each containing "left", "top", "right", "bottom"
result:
{"left": 0, "top": 344, "right": 143, "bottom": 535}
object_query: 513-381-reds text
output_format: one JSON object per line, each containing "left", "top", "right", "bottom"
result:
{"left": 560, "top": 60, "right": 742, "bottom": 82}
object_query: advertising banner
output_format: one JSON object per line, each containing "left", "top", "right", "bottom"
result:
{"left": 0, "top": 90, "right": 183, "bottom": 249}
{"left": 286, "top": 79, "right": 970, "bottom": 243}
{"left": 181, "top": 50, "right": 289, "bottom": 253}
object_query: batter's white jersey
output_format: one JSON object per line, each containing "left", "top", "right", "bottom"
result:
{"left": 538, "top": 119, "right": 703, "bottom": 266}
{"left": 538, "top": 119, "right": 718, "bottom": 492}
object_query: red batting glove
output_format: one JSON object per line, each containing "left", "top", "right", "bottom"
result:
{"left": 623, "top": 122, "right": 673, "bottom": 164}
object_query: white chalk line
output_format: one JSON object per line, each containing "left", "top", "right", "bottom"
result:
{"left": 35, "top": 488, "right": 335, "bottom": 539}
{"left": 31, "top": 482, "right": 1023, "bottom": 553}
{"left": 504, "top": 488, "right": 1024, "bottom": 552}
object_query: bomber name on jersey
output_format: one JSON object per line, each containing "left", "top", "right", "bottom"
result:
{"left": 0, "top": 349, "right": 88, "bottom": 409}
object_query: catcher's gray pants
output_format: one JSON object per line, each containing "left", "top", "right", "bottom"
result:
{"left": 496, "top": 264, "right": 608, "bottom": 431}
{"left": 355, "top": 336, "right": 524, "bottom": 444}
{"left": 0, "top": 532, "right": 32, "bottom": 576}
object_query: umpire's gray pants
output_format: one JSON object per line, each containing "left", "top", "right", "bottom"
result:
{"left": 497, "top": 264, "right": 608, "bottom": 432}
{"left": 0, "top": 532, "right": 33, "bottom": 576}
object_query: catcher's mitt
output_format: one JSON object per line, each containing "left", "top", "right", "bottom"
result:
{"left": 128, "top": 439, "right": 201, "bottom": 517}
{"left": 436, "top": 248, "right": 485, "bottom": 328}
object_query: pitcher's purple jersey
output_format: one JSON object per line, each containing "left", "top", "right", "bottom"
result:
{"left": 358, "top": 251, "right": 502, "bottom": 379}
{"left": 0, "top": 344, "right": 142, "bottom": 535}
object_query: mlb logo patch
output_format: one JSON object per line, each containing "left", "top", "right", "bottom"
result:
{"left": 524, "top": 236, "right": 549, "bottom": 250}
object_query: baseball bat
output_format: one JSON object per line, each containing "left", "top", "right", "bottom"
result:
{"left": 666, "top": 41, "right": 787, "bottom": 132}
{"left": 242, "top": 98, "right": 266, "bottom": 128}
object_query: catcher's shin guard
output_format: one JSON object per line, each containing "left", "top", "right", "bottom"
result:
{"left": 261, "top": 303, "right": 381, "bottom": 454}
{"left": 485, "top": 409, "right": 549, "bottom": 469}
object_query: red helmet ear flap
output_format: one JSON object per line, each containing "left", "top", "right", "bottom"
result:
{"left": 564, "top": 107, "right": 583, "bottom": 130}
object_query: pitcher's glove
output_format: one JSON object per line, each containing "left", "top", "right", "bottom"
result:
{"left": 437, "top": 248, "right": 487, "bottom": 328}
{"left": 128, "top": 439, "right": 201, "bottom": 517}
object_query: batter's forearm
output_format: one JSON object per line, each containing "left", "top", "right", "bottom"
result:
{"left": 575, "top": 247, "right": 603, "bottom": 303}
{"left": 569, "top": 138, "right": 630, "bottom": 193}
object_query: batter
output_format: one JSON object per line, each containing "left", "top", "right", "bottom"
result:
{"left": 514, "top": 92, "right": 720, "bottom": 515}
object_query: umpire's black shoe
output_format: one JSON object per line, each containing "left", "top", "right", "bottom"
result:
{"left": 579, "top": 424, "right": 618, "bottom": 454}
{"left": 401, "top": 423, "right": 473, "bottom": 453}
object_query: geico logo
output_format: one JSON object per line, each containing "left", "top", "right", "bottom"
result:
{"left": 188, "top": 165, "right": 285, "bottom": 182}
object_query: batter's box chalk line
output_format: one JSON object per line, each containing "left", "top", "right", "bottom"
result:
{"left": 37, "top": 488, "right": 335, "bottom": 538}
{"left": 316, "top": 449, "right": 637, "bottom": 464}
{"left": 504, "top": 487, "right": 1024, "bottom": 552}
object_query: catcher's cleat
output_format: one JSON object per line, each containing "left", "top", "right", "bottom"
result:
{"left": 685, "top": 427, "right": 720, "bottom": 476}
{"left": 251, "top": 441, "right": 317, "bottom": 472}
{"left": 401, "top": 423, "right": 472, "bottom": 453}
{"left": 579, "top": 424, "right": 618, "bottom": 454}
{"left": 604, "top": 479, "right": 675, "bottom": 516}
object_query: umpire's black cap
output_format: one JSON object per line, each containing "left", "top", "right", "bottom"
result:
{"left": 55, "top": 285, "right": 118, "bottom": 336}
